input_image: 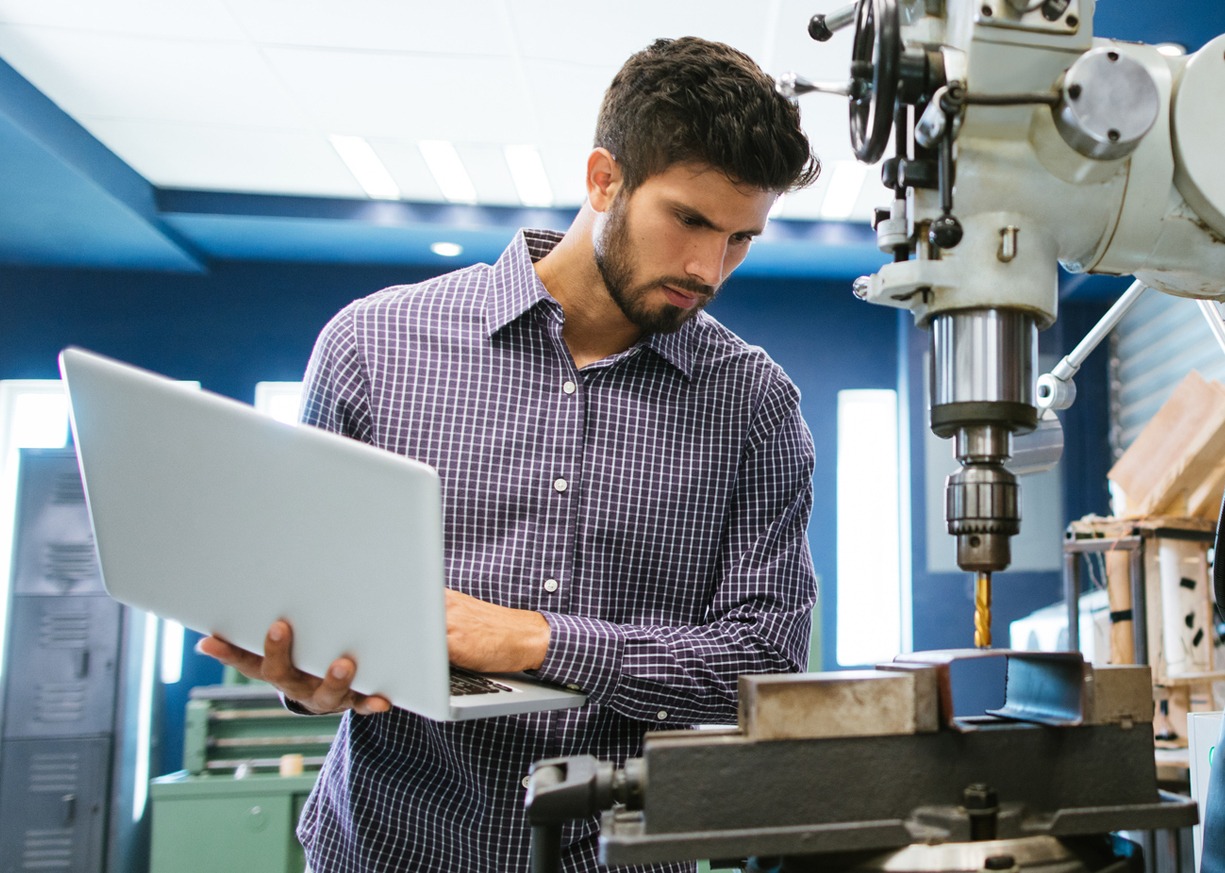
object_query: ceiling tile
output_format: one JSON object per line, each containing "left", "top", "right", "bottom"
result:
{"left": 0, "top": 0, "right": 245, "bottom": 40}
{"left": 83, "top": 119, "right": 365, "bottom": 197}
{"left": 538, "top": 143, "right": 590, "bottom": 208}
{"left": 227, "top": 0, "right": 513, "bottom": 55}
{"left": 0, "top": 24, "right": 311, "bottom": 128}
{"left": 456, "top": 143, "right": 521, "bottom": 207}
{"left": 368, "top": 140, "right": 444, "bottom": 202}
{"left": 506, "top": 0, "right": 771, "bottom": 68}
{"left": 520, "top": 58, "right": 609, "bottom": 144}
{"left": 262, "top": 46, "right": 536, "bottom": 141}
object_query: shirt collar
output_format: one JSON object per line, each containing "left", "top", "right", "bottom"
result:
{"left": 486, "top": 228, "right": 698, "bottom": 381}
{"left": 485, "top": 228, "right": 563, "bottom": 336}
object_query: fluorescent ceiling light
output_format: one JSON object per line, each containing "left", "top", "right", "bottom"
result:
{"left": 330, "top": 135, "right": 401, "bottom": 200}
{"left": 431, "top": 242, "right": 463, "bottom": 257}
{"left": 820, "top": 161, "right": 869, "bottom": 221}
{"left": 419, "top": 141, "right": 477, "bottom": 204}
{"left": 504, "top": 145, "right": 554, "bottom": 208}
{"left": 1155, "top": 42, "right": 1186, "bottom": 57}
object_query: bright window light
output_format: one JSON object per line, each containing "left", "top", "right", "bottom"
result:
{"left": 255, "top": 381, "right": 303, "bottom": 425}
{"left": 504, "top": 145, "right": 554, "bottom": 208}
{"left": 820, "top": 161, "right": 868, "bottom": 221}
{"left": 0, "top": 381, "right": 70, "bottom": 680}
{"left": 161, "top": 618, "right": 184, "bottom": 685}
{"left": 132, "top": 609, "right": 158, "bottom": 821}
{"left": 431, "top": 242, "right": 463, "bottom": 257}
{"left": 330, "top": 135, "right": 401, "bottom": 200}
{"left": 419, "top": 140, "right": 477, "bottom": 204}
{"left": 836, "top": 389, "right": 902, "bottom": 666}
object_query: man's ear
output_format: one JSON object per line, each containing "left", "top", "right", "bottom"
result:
{"left": 586, "top": 148, "right": 622, "bottom": 213}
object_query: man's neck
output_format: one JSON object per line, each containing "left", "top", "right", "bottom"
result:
{"left": 532, "top": 205, "right": 643, "bottom": 370}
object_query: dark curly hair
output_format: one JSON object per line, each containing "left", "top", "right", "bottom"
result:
{"left": 595, "top": 37, "right": 820, "bottom": 195}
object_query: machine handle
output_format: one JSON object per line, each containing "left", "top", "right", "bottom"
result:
{"left": 809, "top": 4, "right": 857, "bottom": 41}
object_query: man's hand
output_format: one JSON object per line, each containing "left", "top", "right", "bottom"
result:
{"left": 197, "top": 620, "right": 391, "bottom": 716}
{"left": 445, "top": 590, "right": 550, "bottom": 673}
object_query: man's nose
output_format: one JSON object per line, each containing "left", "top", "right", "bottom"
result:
{"left": 686, "top": 237, "right": 727, "bottom": 288}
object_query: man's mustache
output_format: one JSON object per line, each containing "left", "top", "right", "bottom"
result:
{"left": 651, "top": 277, "right": 719, "bottom": 299}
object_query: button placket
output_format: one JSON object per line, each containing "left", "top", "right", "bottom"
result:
{"left": 539, "top": 318, "right": 584, "bottom": 617}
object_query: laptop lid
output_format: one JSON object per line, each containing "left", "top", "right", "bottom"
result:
{"left": 61, "top": 346, "right": 460, "bottom": 721}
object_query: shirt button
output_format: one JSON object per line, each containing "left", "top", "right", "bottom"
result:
{"left": 657, "top": 710, "right": 668, "bottom": 720}
{"left": 543, "top": 578, "right": 559, "bottom": 593}
{"left": 521, "top": 775, "right": 531, "bottom": 789}
{"left": 567, "top": 684, "right": 581, "bottom": 691}
{"left": 563, "top": 380, "right": 577, "bottom": 395}
{"left": 553, "top": 478, "right": 568, "bottom": 492}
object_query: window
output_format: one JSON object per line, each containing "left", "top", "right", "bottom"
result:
{"left": 836, "top": 389, "right": 904, "bottom": 666}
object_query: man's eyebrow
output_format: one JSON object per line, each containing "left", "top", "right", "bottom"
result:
{"left": 671, "top": 201, "right": 765, "bottom": 237}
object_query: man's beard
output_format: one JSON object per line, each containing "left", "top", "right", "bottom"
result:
{"left": 593, "top": 197, "right": 719, "bottom": 335}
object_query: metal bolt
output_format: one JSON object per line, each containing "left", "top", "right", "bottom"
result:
{"left": 852, "top": 277, "right": 871, "bottom": 300}
{"left": 964, "top": 784, "right": 998, "bottom": 810}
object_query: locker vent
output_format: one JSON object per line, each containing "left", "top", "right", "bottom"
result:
{"left": 51, "top": 473, "right": 84, "bottom": 505}
{"left": 21, "top": 828, "right": 72, "bottom": 869}
{"left": 39, "top": 611, "right": 89, "bottom": 647}
{"left": 27, "top": 752, "right": 79, "bottom": 793}
{"left": 35, "top": 682, "right": 88, "bottom": 723}
{"left": 43, "top": 543, "right": 98, "bottom": 592}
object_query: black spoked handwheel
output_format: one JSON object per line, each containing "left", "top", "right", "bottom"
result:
{"left": 849, "top": 0, "right": 901, "bottom": 164}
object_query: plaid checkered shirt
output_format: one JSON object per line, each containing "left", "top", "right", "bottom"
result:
{"left": 295, "top": 229, "right": 818, "bottom": 872}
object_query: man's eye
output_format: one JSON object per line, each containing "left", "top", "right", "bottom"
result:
{"left": 732, "top": 234, "right": 753, "bottom": 245}
{"left": 679, "top": 214, "right": 701, "bottom": 227}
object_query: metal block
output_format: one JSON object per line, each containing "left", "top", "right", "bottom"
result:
{"left": 1086, "top": 665, "right": 1154, "bottom": 725}
{"left": 738, "top": 669, "right": 938, "bottom": 741}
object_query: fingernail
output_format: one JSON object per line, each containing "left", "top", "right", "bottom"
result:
{"left": 194, "top": 639, "right": 207, "bottom": 654}
{"left": 330, "top": 663, "right": 349, "bottom": 680}
{"left": 269, "top": 623, "right": 284, "bottom": 642}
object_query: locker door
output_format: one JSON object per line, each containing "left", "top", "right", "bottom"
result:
{"left": 1, "top": 596, "right": 121, "bottom": 739}
{"left": 0, "top": 737, "right": 109, "bottom": 873}
{"left": 11, "top": 451, "right": 104, "bottom": 598}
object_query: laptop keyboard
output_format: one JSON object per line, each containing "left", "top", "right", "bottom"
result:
{"left": 449, "top": 669, "right": 516, "bottom": 696}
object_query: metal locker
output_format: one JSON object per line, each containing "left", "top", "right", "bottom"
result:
{"left": 11, "top": 452, "right": 104, "bottom": 598}
{"left": 2, "top": 595, "right": 121, "bottom": 740}
{"left": 0, "top": 737, "right": 110, "bottom": 873}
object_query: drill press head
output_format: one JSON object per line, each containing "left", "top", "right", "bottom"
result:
{"left": 931, "top": 307, "right": 1037, "bottom": 573}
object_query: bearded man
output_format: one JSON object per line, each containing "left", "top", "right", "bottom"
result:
{"left": 203, "top": 35, "right": 822, "bottom": 873}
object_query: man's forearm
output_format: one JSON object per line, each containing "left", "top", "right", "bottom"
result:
{"left": 445, "top": 589, "right": 551, "bottom": 673}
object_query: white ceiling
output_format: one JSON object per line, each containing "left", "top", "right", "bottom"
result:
{"left": 0, "top": 0, "right": 887, "bottom": 221}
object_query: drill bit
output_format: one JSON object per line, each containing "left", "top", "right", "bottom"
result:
{"left": 974, "top": 571, "right": 992, "bottom": 648}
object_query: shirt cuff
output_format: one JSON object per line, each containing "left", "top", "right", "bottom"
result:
{"left": 536, "top": 612, "right": 627, "bottom": 704}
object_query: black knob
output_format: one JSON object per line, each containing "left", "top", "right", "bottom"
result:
{"left": 809, "top": 13, "right": 835, "bottom": 41}
{"left": 929, "top": 215, "right": 964, "bottom": 249}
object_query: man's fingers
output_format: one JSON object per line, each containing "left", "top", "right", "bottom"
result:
{"left": 311, "top": 657, "right": 359, "bottom": 713}
{"left": 351, "top": 693, "right": 392, "bottom": 716}
{"left": 196, "top": 635, "right": 264, "bottom": 678}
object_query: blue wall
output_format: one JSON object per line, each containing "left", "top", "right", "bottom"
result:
{"left": 0, "top": 257, "right": 899, "bottom": 770}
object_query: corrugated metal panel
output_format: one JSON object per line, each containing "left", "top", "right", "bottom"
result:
{"left": 1111, "top": 292, "right": 1225, "bottom": 456}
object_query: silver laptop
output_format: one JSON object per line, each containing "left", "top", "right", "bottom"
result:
{"left": 58, "top": 347, "right": 586, "bottom": 721}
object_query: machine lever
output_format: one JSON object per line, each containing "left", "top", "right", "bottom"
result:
{"left": 1197, "top": 298, "right": 1225, "bottom": 359}
{"left": 776, "top": 72, "right": 851, "bottom": 100}
{"left": 1037, "top": 279, "right": 1147, "bottom": 410}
